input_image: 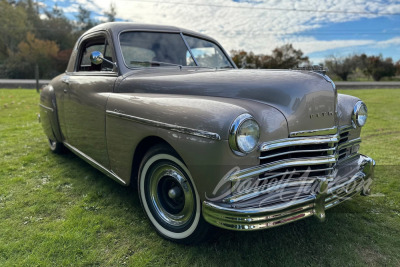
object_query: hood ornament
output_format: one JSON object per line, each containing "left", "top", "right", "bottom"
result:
{"left": 292, "top": 65, "right": 327, "bottom": 75}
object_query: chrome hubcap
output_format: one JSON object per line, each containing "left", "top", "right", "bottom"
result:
{"left": 168, "top": 186, "right": 182, "bottom": 200}
{"left": 149, "top": 163, "right": 195, "bottom": 227}
{"left": 48, "top": 139, "right": 56, "bottom": 149}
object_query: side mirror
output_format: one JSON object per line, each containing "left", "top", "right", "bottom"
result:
{"left": 90, "top": 51, "right": 104, "bottom": 65}
{"left": 90, "top": 51, "right": 117, "bottom": 68}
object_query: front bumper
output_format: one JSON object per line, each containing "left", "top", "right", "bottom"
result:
{"left": 202, "top": 154, "right": 375, "bottom": 231}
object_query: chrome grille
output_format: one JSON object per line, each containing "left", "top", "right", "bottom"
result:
{"left": 258, "top": 138, "right": 337, "bottom": 183}
{"left": 259, "top": 141, "right": 336, "bottom": 180}
{"left": 224, "top": 125, "right": 361, "bottom": 205}
{"left": 257, "top": 126, "right": 359, "bottom": 181}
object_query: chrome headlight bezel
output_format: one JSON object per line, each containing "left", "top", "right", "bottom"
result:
{"left": 229, "top": 113, "right": 260, "bottom": 156}
{"left": 352, "top": 101, "right": 368, "bottom": 127}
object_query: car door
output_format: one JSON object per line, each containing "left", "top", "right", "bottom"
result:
{"left": 62, "top": 32, "right": 118, "bottom": 169}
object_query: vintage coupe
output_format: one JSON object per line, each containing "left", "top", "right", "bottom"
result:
{"left": 40, "top": 22, "right": 375, "bottom": 244}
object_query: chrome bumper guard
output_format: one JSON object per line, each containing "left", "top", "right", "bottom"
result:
{"left": 202, "top": 155, "right": 375, "bottom": 231}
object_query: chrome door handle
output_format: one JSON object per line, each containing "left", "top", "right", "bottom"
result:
{"left": 61, "top": 76, "right": 70, "bottom": 85}
{"left": 61, "top": 76, "right": 70, "bottom": 93}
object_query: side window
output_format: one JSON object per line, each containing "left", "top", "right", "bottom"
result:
{"left": 77, "top": 36, "right": 114, "bottom": 72}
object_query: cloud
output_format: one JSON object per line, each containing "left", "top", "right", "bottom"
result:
{"left": 376, "top": 36, "right": 400, "bottom": 47}
{"left": 287, "top": 37, "right": 375, "bottom": 54}
{"left": 62, "top": 4, "right": 80, "bottom": 13}
{"left": 52, "top": 0, "right": 400, "bottom": 60}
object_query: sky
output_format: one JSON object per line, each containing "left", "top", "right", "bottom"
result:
{"left": 39, "top": 0, "right": 400, "bottom": 64}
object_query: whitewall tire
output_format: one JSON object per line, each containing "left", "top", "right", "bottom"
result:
{"left": 138, "top": 145, "right": 210, "bottom": 244}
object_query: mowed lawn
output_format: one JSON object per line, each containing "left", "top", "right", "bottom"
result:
{"left": 0, "top": 88, "right": 399, "bottom": 266}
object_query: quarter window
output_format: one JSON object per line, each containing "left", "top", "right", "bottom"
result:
{"left": 78, "top": 36, "right": 114, "bottom": 72}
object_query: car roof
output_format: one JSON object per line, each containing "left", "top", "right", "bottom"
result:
{"left": 84, "top": 22, "right": 218, "bottom": 42}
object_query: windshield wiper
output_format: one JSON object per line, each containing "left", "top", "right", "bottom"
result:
{"left": 130, "top": 60, "right": 182, "bottom": 67}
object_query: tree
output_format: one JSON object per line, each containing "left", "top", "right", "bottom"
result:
{"left": 394, "top": 60, "right": 400, "bottom": 76}
{"left": 0, "top": 0, "right": 119, "bottom": 79}
{"left": 362, "top": 55, "right": 396, "bottom": 81}
{"left": 231, "top": 50, "right": 259, "bottom": 68}
{"left": 41, "top": 6, "right": 76, "bottom": 50}
{"left": 6, "top": 33, "right": 60, "bottom": 79}
{"left": 75, "top": 5, "right": 95, "bottom": 32}
{"left": 49, "top": 3, "right": 63, "bottom": 18}
{"left": 24, "top": 0, "right": 43, "bottom": 36}
{"left": 105, "top": 3, "right": 117, "bottom": 22}
{"left": 231, "top": 50, "right": 247, "bottom": 68}
{"left": 324, "top": 55, "right": 355, "bottom": 81}
{"left": 0, "top": 0, "right": 28, "bottom": 60}
{"left": 231, "top": 45, "right": 308, "bottom": 69}
{"left": 269, "top": 44, "right": 309, "bottom": 69}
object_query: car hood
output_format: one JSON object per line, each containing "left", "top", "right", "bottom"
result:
{"left": 117, "top": 68, "right": 337, "bottom": 134}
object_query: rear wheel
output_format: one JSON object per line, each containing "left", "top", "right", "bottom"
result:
{"left": 138, "top": 145, "right": 210, "bottom": 244}
{"left": 48, "top": 138, "right": 64, "bottom": 154}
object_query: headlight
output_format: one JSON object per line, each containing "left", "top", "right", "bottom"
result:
{"left": 352, "top": 101, "right": 368, "bottom": 127}
{"left": 229, "top": 114, "right": 260, "bottom": 155}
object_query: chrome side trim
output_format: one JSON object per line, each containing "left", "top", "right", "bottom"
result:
{"left": 290, "top": 126, "right": 338, "bottom": 137}
{"left": 63, "top": 142, "right": 127, "bottom": 185}
{"left": 259, "top": 135, "right": 338, "bottom": 152}
{"left": 106, "top": 110, "right": 221, "bottom": 141}
{"left": 230, "top": 156, "right": 337, "bottom": 181}
{"left": 39, "top": 103, "right": 54, "bottom": 112}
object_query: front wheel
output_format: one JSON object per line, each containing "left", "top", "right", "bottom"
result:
{"left": 138, "top": 145, "right": 210, "bottom": 244}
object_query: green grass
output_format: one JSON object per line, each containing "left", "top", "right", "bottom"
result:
{"left": 0, "top": 89, "right": 399, "bottom": 266}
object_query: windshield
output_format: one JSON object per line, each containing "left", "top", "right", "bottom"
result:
{"left": 119, "top": 31, "right": 233, "bottom": 69}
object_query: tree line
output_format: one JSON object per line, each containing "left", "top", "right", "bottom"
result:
{"left": 1, "top": 0, "right": 399, "bottom": 81}
{"left": 231, "top": 48, "right": 400, "bottom": 81}
{"left": 0, "top": 0, "right": 116, "bottom": 79}
{"left": 324, "top": 54, "right": 400, "bottom": 81}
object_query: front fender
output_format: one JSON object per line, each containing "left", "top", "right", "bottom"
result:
{"left": 337, "top": 93, "right": 361, "bottom": 127}
{"left": 105, "top": 93, "right": 288, "bottom": 200}
{"left": 106, "top": 93, "right": 249, "bottom": 140}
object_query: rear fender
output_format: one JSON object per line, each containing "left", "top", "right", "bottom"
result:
{"left": 39, "top": 84, "right": 63, "bottom": 142}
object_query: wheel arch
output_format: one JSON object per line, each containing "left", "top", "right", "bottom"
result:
{"left": 39, "top": 83, "right": 63, "bottom": 142}
{"left": 130, "top": 136, "right": 185, "bottom": 186}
